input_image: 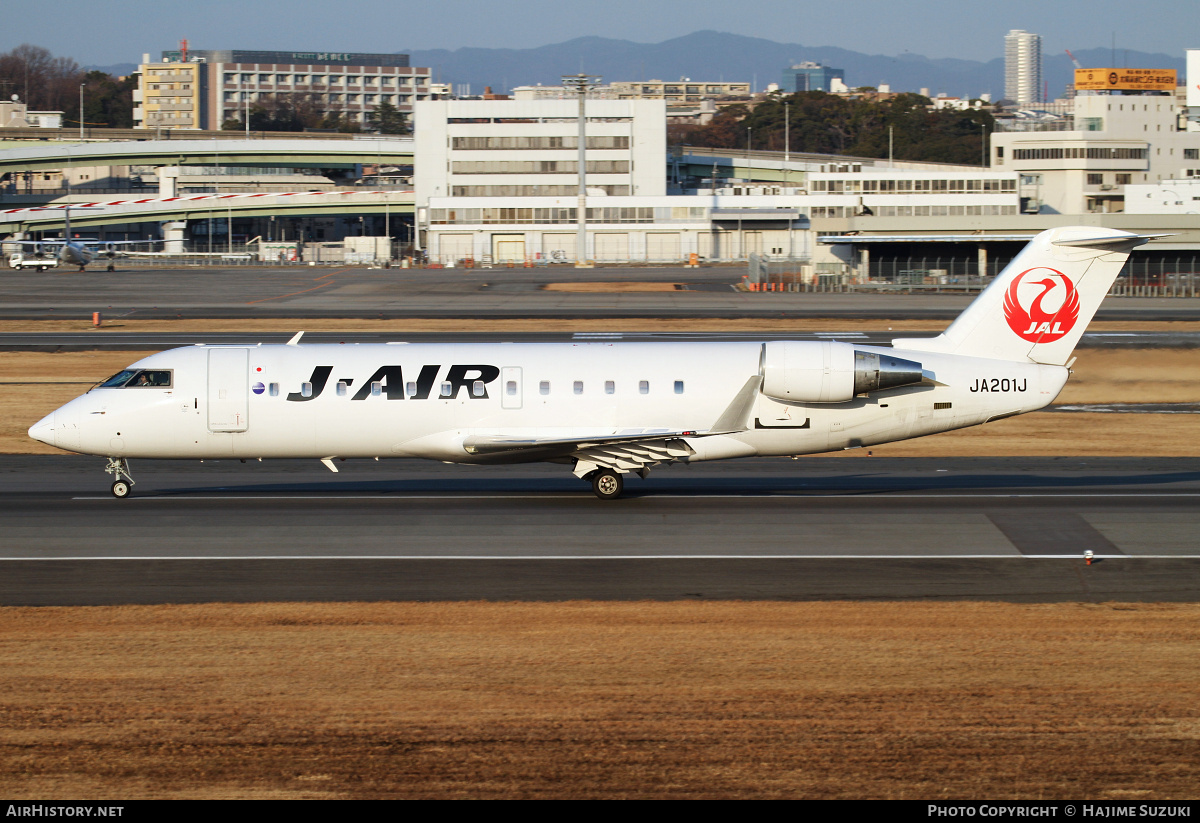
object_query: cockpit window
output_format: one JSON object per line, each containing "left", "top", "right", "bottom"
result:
{"left": 99, "top": 370, "right": 138, "bottom": 388}
{"left": 98, "top": 369, "right": 172, "bottom": 388}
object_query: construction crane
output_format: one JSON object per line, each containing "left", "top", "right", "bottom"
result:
{"left": 1065, "top": 49, "right": 1083, "bottom": 70}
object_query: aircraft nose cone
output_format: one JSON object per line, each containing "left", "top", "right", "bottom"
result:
{"left": 28, "top": 412, "right": 55, "bottom": 447}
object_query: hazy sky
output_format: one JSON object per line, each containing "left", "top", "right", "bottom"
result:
{"left": 4, "top": 0, "right": 1193, "bottom": 67}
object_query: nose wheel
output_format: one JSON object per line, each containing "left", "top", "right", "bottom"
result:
{"left": 590, "top": 469, "right": 624, "bottom": 500}
{"left": 104, "top": 457, "right": 135, "bottom": 499}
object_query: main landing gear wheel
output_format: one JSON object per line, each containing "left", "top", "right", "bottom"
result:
{"left": 110, "top": 480, "right": 131, "bottom": 499}
{"left": 590, "top": 469, "right": 624, "bottom": 500}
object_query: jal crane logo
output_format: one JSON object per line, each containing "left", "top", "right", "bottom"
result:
{"left": 1002, "top": 267, "right": 1080, "bottom": 343}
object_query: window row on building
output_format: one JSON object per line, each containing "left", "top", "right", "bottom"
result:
{"left": 428, "top": 204, "right": 1019, "bottom": 224}
{"left": 222, "top": 91, "right": 416, "bottom": 106}
{"left": 430, "top": 206, "right": 709, "bottom": 225}
{"left": 221, "top": 73, "right": 426, "bottom": 86}
{"left": 812, "top": 205, "right": 1018, "bottom": 217}
{"left": 447, "top": 117, "right": 635, "bottom": 125}
{"left": 450, "top": 136, "right": 632, "bottom": 150}
{"left": 811, "top": 179, "right": 1017, "bottom": 193}
{"left": 450, "top": 160, "right": 630, "bottom": 175}
{"left": 449, "top": 185, "right": 632, "bottom": 197}
{"left": 1012, "top": 147, "right": 1148, "bottom": 160}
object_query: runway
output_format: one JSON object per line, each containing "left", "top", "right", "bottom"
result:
{"left": 2, "top": 264, "right": 1199, "bottom": 321}
{"left": 3, "top": 455, "right": 1198, "bottom": 606}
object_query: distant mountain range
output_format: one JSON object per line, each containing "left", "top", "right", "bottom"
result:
{"left": 408, "top": 31, "right": 1186, "bottom": 101}
{"left": 91, "top": 31, "right": 1187, "bottom": 103}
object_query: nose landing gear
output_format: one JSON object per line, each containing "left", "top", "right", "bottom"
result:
{"left": 104, "top": 457, "right": 135, "bottom": 498}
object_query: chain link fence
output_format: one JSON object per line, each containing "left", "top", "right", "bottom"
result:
{"left": 747, "top": 253, "right": 1200, "bottom": 297}
{"left": 80, "top": 241, "right": 413, "bottom": 268}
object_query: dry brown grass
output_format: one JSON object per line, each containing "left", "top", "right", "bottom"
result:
{"left": 4, "top": 347, "right": 1197, "bottom": 455}
{"left": 2, "top": 601, "right": 1198, "bottom": 799}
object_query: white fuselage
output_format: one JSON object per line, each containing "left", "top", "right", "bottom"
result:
{"left": 59, "top": 242, "right": 95, "bottom": 267}
{"left": 34, "top": 341, "right": 1068, "bottom": 464}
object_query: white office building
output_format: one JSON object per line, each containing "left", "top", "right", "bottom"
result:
{"left": 423, "top": 169, "right": 1019, "bottom": 266}
{"left": 413, "top": 98, "right": 668, "bottom": 205}
{"left": 1125, "top": 177, "right": 1200, "bottom": 213}
{"left": 1005, "top": 30, "right": 1043, "bottom": 106}
{"left": 991, "top": 92, "right": 1200, "bottom": 214}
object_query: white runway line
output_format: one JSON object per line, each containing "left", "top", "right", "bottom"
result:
{"left": 70, "top": 492, "right": 1200, "bottom": 501}
{"left": 3, "top": 554, "right": 1196, "bottom": 561}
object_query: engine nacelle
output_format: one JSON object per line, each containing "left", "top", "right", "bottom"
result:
{"left": 761, "top": 341, "right": 925, "bottom": 403}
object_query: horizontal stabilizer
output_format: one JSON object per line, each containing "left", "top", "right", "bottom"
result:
{"left": 1052, "top": 233, "right": 1169, "bottom": 249}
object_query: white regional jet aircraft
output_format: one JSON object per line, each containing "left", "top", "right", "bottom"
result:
{"left": 29, "top": 226, "right": 1156, "bottom": 499}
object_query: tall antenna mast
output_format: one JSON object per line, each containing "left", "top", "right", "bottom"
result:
{"left": 562, "top": 73, "right": 600, "bottom": 268}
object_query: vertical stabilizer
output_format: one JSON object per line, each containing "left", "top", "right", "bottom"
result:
{"left": 892, "top": 226, "right": 1154, "bottom": 365}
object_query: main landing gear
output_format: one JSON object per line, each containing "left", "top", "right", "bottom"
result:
{"left": 104, "top": 457, "right": 135, "bottom": 499}
{"left": 588, "top": 469, "right": 624, "bottom": 500}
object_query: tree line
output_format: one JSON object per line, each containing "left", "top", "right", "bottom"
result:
{"left": 671, "top": 91, "right": 994, "bottom": 166}
{"left": 0, "top": 44, "right": 135, "bottom": 129}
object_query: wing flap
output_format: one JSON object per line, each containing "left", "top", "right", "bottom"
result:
{"left": 462, "top": 429, "right": 697, "bottom": 457}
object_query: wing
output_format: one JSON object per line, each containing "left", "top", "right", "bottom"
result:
{"left": 463, "top": 430, "right": 700, "bottom": 476}
{"left": 462, "top": 429, "right": 698, "bottom": 458}
{"left": 461, "top": 375, "right": 764, "bottom": 475}
{"left": 79, "top": 239, "right": 168, "bottom": 249}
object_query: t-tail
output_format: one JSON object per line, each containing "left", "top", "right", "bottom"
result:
{"left": 893, "top": 226, "right": 1160, "bottom": 366}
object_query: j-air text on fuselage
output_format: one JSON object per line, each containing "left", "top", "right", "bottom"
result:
{"left": 28, "top": 226, "right": 1161, "bottom": 499}
{"left": 5, "top": 205, "right": 163, "bottom": 272}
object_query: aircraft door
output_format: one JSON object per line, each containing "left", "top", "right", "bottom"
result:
{"left": 208, "top": 348, "right": 249, "bottom": 432}
{"left": 501, "top": 367, "right": 522, "bottom": 410}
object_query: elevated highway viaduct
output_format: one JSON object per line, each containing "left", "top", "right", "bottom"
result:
{"left": 0, "top": 138, "right": 413, "bottom": 174}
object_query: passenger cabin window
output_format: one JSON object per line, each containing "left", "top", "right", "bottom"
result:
{"left": 301, "top": 382, "right": 313, "bottom": 398}
{"left": 639, "top": 380, "right": 649, "bottom": 394}
{"left": 674, "top": 380, "right": 684, "bottom": 394}
{"left": 472, "top": 380, "right": 486, "bottom": 397}
{"left": 99, "top": 369, "right": 173, "bottom": 388}
{"left": 406, "top": 382, "right": 417, "bottom": 397}
{"left": 269, "top": 383, "right": 279, "bottom": 397}
{"left": 440, "top": 381, "right": 453, "bottom": 398}
{"left": 539, "top": 381, "right": 550, "bottom": 395}
{"left": 371, "top": 381, "right": 382, "bottom": 397}
{"left": 506, "top": 381, "right": 517, "bottom": 396}
{"left": 336, "top": 381, "right": 349, "bottom": 397}
{"left": 573, "top": 381, "right": 584, "bottom": 395}
{"left": 605, "top": 380, "right": 615, "bottom": 395}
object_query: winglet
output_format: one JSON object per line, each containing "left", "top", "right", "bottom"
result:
{"left": 286, "top": 331, "right": 305, "bottom": 346}
{"left": 708, "top": 375, "right": 762, "bottom": 434}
